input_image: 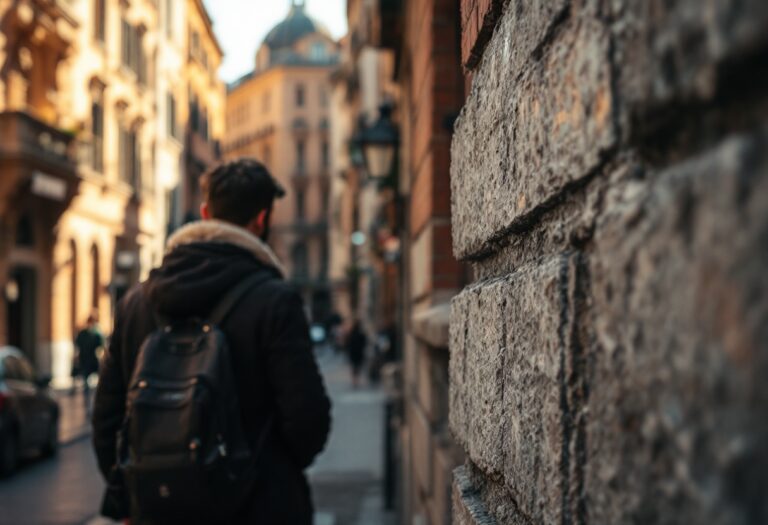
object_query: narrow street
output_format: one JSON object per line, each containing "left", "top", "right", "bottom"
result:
{"left": 310, "top": 350, "right": 395, "bottom": 525}
{"left": 0, "top": 351, "right": 394, "bottom": 525}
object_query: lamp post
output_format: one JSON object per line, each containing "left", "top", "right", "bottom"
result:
{"left": 360, "top": 103, "right": 399, "bottom": 181}
{"left": 359, "top": 103, "right": 401, "bottom": 512}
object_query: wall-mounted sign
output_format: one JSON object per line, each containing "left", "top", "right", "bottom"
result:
{"left": 31, "top": 172, "right": 67, "bottom": 201}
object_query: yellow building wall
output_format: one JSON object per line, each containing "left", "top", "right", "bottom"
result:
{"left": 225, "top": 64, "right": 334, "bottom": 279}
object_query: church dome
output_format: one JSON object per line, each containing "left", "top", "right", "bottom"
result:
{"left": 263, "top": 1, "right": 330, "bottom": 50}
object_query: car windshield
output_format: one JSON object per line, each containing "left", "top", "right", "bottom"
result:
{"left": 1, "top": 354, "right": 34, "bottom": 383}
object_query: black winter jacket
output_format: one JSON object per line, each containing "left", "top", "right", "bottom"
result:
{"left": 92, "top": 220, "right": 332, "bottom": 525}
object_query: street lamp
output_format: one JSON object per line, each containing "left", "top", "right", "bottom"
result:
{"left": 361, "top": 103, "right": 399, "bottom": 180}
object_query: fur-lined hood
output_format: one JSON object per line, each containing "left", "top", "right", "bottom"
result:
{"left": 166, "top": 220, "right": 285, "bottom": 277}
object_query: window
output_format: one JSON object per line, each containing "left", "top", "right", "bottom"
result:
{"left": 167, "top": 93, "right": 179, "bottom": 139}
{"left": 121, "top": 20, "right": 146, "bottom": 83}
{"left": 189, "top": 94, "right": 199, "bottom": 132}
{"left": 296, "top": 140, "right": 305, "bottom": 172}
{"left": 191, "top": 31, "right": 200, "bottom": 60}
{"left": 91, "top": 99, "right": 104, "bottom": 172}
{"left": 291, "top": 243, "right": 308, "bottom": 280}
{"left": 91, "top": 244, "right": 100, "bottom": 310}
{"left": 201, "top": 109, "right": 209, "bottom": 141}
{"left": 121, "top": 19, "right": 131, "bottom": 66}
{"left": 311, "top": 42, "right": 326, "bottom": 61}
{"left": 321, "top": 141, "right": 330, "bottom": 168}
{"left": 130, "top": 128, "right": 141, "bottom": 192}
{"left": 296, "top": 189, "right": 305, "bottom": 220}
{"left": 15, "top": 214, "right": 34, "bottom": 247}
{"left": 163, "top": 0, "right": 173, "bottom": 37}
{"left": 94, "top": 0, "right": 106, "bottom": 42}
{"left": 295, "top": 84, "right": 305, "bottom": 107}
{"left": 320, "top": 87, "right": 328, "bottom": 108}
{"left": 262, "top": 91, "right": 270, "bottom": 114}
{"left": 118, "top": 125, "right": 140, "bottom": 192}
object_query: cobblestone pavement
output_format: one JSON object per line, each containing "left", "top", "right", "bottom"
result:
{"left": 0, "top": 350, "right": 396, "bottom": 525}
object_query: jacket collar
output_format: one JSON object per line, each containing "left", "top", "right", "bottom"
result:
{"left": 165, "top": 220, "right": 286, "bottom": 277}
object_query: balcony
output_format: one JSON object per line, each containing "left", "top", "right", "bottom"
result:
{"left": 0, "top": 111, "right": 79, "bottom": 214}
{"left": 0, "top": 111, "right": 77, "bottom": 171}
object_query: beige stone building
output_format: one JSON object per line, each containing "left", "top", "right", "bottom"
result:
{"left": 0, "top": 0, "right": 225, "bottom": 386}
{"left": 224, "top": 0, "right": 339, "bottom": 322}
{"left": 177, "top": 0, "right": 224, "bottom": 225}
{"left": 0, "top": 0, "right": 81, "bottom": 377}
{"left": 50, "top": 0, "right": 163, "bottom": 386}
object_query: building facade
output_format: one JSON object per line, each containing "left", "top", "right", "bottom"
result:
{"left": 0, "top": 0, "right": 81, "bottom": 376}
{"left": 0, "top": 0, "right": 225, "bottom": 386}
{"left": 0, "top": 0, "right": 165, "bottom": 382}
{"left": 368, "top": 0, "right": 469, "bottom": 522}
{"left": 224, "top": 0, "right": 339, "bottom": 322}
{"left": 329, "top": 0, "right": 397, "bottom": 336}
{"left": 178, "top": 0, "right": 224, "bottom": 226}
{"left": 450, "top": 1, "right": 768, "bottom": 524}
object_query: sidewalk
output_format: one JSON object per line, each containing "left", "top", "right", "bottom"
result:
{"left": 53, "top": 387, "right": 92, "bottom": 446}
{"left": 309, "top": 350, "right": 396, "bottom": 525}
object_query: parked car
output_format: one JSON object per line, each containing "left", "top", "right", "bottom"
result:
{"left": 0, "top": 346, "right": 59, "bottom": 476}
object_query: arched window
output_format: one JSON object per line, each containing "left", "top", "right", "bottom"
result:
{"left": 90, "top": 244, "right": 100, "bottom": 311}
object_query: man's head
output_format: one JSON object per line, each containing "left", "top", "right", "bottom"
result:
{"left": 199, "top": 159, "right": 286, "bottom": 241}
{"left": 87, "top": 311, "right": 98, "bottom": 327}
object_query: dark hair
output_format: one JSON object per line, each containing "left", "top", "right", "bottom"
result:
{"left": 200, "top": 158, "right": 285, "bottom": 226}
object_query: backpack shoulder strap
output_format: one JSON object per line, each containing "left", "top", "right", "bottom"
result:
{"left": 208, "top": 273, "right": 272, "bottom": 326}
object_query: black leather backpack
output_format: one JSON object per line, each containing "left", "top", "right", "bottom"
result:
{"left": 117, "top": 274, "right": 271, "bottom": 523}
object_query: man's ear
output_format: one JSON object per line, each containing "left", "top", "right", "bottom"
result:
{"left": 200, "top": 202, "right": 210, "bottom": 220}
{"left": 255, "top": 209, "right": 268, "bottom": 229}
{"left": 245, "top": 209, "right": 269, "bottom": 238}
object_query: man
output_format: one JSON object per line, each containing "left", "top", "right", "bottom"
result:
{"left": 73, "top": 311, "right": 105, "bottom": 409}
{"left": 92, "top": 159, "right": 332, "bottom": 524}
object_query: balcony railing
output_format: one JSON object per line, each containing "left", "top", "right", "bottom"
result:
{"left": 0, "top": 111, "right": 77, "bottom": 170}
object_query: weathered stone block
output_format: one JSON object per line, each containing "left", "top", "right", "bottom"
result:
{"left": 587, "top": 127, "right": 768, "bottom": 524}
{"left": 451, "top": 11, "right": 615, "bottom": 259}
{"left": 449, "top": 279, "right": 507, "bottom": 474}
{"left": 611, "top": 0, "right": 768, "bottom": 113}
{"left": 450, "top": 254, "right": 578, "bottom": 523}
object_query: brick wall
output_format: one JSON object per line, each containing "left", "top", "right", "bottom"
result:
{"left": 450, "top": 1, "right": 768, "bottom": 523}
{"left": 398, "top": 0, "right": 467, "bottom": 522}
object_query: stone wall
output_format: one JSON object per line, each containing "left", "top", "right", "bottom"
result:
{"left": 450, "top": 1, "right": 768, "bottom": 523}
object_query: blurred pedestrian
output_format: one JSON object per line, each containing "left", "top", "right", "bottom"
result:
{"left": 73, "top": 311, "right": 104, "bottom": 410}
{"left": 345, "top": 320, "right": 367, "bottom": 388}
{"left": 92, "top": 159, "right": 331, "bottom": 525}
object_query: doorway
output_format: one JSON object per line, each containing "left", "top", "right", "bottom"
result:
{"left": 6, "top": 266, "right": 38, "bottom": 362}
